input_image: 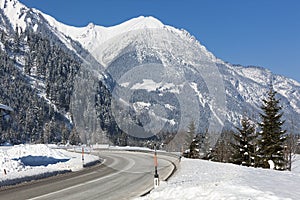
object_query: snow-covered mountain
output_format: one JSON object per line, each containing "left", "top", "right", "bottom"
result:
{"left": 1, "top": 0, "right": 300, "bottom": 147}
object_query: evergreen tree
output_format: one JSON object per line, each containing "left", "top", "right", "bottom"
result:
{"left": 199, "top": 130, "right": 212, "bottom": 159}
{"left": 189, "top": 134, "right": 202, "bottom": 159}
{"left": 42, "top": 122, "right": 51, "bottom": 144}
{"left": 69, "top": 128, "right": 81, "bottom": 145}
{"left": 185, "top": 120, "right": 195, "bottom": 149}
{"left": 232, "top": 116, "right": 256, "bottom": 166}
{"left": 257, "top": 86, "right": 287, "bottom": 169}
{"left": 61, "top": 124, "right": 69, "bottom": 145}
{"left": 185, "top": 120, "right": 196, "bottom": 157}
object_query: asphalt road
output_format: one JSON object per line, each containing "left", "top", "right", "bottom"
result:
{"left": 0, "top": 151, "right": 179, "bottom": 200}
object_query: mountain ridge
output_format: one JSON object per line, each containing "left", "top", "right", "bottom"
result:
{"left": 1, "top": 0, "right": 300, "bottom": 148}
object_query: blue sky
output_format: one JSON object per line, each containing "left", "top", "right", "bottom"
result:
{"left": 19, "top": 0, "right": 300, "bottom": 81}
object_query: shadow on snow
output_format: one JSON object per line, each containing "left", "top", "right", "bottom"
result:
{"left": 13, "top": 156, "right": 70, "bottom": 167}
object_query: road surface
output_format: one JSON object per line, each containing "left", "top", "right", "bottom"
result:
{"left": 0, "top": 150, "right": 178, "bottom": 200}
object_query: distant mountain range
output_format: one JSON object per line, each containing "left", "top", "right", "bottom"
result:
{"left": 0, "top": 0, "right": 299, "bottom": 147}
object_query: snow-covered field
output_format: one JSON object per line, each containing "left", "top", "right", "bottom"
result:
{"left": 0, "top": 144, "right": 99, "bottom": 187}
{"left": 138, "top": 156, "right": 300, "bottom": 200}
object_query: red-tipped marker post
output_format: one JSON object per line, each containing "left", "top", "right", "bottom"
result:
{"left": 154, "top": 144, "right": 159, "bottom": 188}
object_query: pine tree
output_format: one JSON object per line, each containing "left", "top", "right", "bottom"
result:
{"left": 199, "top": 130, "right": 212, "bottom": 159}
{"left": 189, "top": 134, "right": 202, "bottom": 159}
{"left": 232, "top": 116, "right": 256, "bottom": 166}
{"left": 186, "top": 120, "right": 197, "bottom": 158}
{"left": 69, "top": 128, "right": 81, "bottom": 145}
{"left": 257, "top": 86, "right": 287, "bottom": 169}
{"left": 43, "top": 122, "right": 51, "bottom": 144}
{"left": 61, "top": 124, "right": 69, "bottom": 145}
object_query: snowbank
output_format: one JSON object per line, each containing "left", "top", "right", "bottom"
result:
{"left": 0, "top": 144, "right": 99, "bottom": 187}
{"left": 138, "top": 156, "right": 300, "bottom": 200}
{"left": 109, "top": 146, "right": 154, "bottom": 152}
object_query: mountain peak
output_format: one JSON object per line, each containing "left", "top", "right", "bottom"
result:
{"left": 125, "top": 16, "right": 164, "bottom": 29}
{"left": 87, "top": 22, "right": 95, "bottom": 29}
{"left": 100, "top": 16, "right": 165, "bottom": 32}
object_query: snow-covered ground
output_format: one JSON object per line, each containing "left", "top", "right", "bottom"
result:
{"left": 138, "top": 156, "right": 300, "bottom": 200}
{"left": 0, "top": 144, "right": 99, "bottom": 187}
{"left": 2, "top": 144, "right": 300, "bottom": 199}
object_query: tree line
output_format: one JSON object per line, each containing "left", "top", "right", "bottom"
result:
{"left": 184, "top": 86, "right": 299, "bottom": 171}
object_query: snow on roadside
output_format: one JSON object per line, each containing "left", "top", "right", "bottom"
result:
{"left": 138, "top": 156, "right": 300, "bottom": 200}
{"left": 0, "top": 144, "right": 99, "bottom": 187}
{"left": 108, "top": 146, "right": 154, "bottom": 152}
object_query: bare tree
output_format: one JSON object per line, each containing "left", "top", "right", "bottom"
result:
{"left": 210, "top": 130, "right": 234, "bottom": 163}
{"left": 285, "top": 133, "right": 298, "bottom": 171}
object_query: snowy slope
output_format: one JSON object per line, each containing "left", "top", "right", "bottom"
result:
{"left": 0, "top": 144, "right": 99, "bottom": 186}
{"left": 0, "top": 0, "right": 95, "bottom": 60}
{"left": 138, "top": 156, "right": 300, "bottom": 200}
{"left": 0, "top": 0, "right": 28, "bottom": 32}
{"left": 43, "top": 15, "right": 165, "bottom": 63}
{"left": 42, "top": 11, "right": 300, "bottom": 135}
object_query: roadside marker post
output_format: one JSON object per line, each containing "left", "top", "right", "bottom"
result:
{"left": 82, "top": 147, "right": 84, "bottom": 166}
{"left": 154, "top": 144, "right": 159, "bottom": 188}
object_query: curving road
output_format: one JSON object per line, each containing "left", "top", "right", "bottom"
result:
{"left": 0, "top": 151, "right": 179, "bottom": 200}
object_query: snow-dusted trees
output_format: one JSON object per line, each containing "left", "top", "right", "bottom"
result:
{"left": 231, "top": 117, "right": 256, "bottom": 166}
{"left": 210, "top": 130, "right": 234, "bottom": 163}
{"left": 256, "top": 86, "right": 287, "bottom": 170}
{"left": 199, "top": 130, "right": 213, "bottom": 159}
{"left": 68, "top": 128, "right": 81, "bottom": 145}
{"left": 0, "top": 26, "right": 81, "bottom": 144}
{"left": 228, "top": 86, "right": 294, "bottom": 170}
{"left": 186, "top": 120, "right": 195, "bottom": 151}
{"left": 184, "top": 120, "right": 202, "bottom": 159}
